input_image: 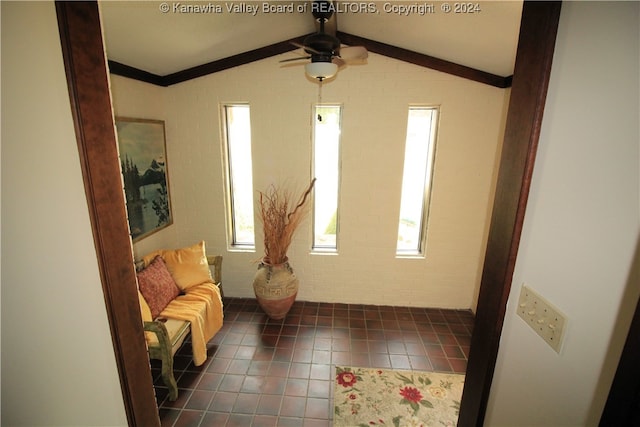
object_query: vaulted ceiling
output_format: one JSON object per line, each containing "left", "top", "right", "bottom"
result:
{"left": 100, "top": 1, "right": 523, "bottom": 87}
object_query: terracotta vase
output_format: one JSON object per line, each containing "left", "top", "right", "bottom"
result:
{"left": 252, "top": 257, "right": 299, "bottom": 320}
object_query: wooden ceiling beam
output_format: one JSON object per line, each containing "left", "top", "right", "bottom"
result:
{"left": 163, "top": 35, "right": 308, "bottom": 86}
{"left": 109, "top": 36, "right": 308, "bottom": 87}
{"left": 108, "top": 33, "right": 512, "bottom": 88}
{"left": 337, "top": 32, "right": 512, "bottom": 88}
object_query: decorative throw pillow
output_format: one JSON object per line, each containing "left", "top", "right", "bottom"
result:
{"left": 137, "top": 256, "right": 181, "bottom": 319}
{"left": 142, "top": 241, "right": 212, "bottom": 291}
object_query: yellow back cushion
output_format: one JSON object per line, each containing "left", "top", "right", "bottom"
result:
{"left": 138, "top": 290, "right": 153, "bottom": 322}
{"left": 142, "top": 241, "right": 212, "bottom": 291}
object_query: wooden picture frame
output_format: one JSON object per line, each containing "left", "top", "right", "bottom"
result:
{"left": 115, "top": 117, "right": 173, "bottom": 241}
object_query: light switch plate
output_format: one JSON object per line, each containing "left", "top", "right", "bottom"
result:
{"left": 516, "top": 284, "right": 567, "bottom": 353}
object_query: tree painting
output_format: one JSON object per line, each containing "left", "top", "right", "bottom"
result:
{"left": 116, "top": 118, "right": 172, "bottom": 241}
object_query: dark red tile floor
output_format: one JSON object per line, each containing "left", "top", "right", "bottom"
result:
{"left": 152, "top": 297, "right": 474, "bottom": 427}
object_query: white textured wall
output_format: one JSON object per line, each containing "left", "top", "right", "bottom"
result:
{"left": 1, "top": 2, "right": 127, "bottom": 425}
{"left": 485, "top": 2, "right": 639, "bottom": 426}
{"left": 111, "top": 46, "right": 509, "bottom": 310}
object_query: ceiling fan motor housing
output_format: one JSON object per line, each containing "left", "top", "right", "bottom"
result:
{"left": 303, "top": 32, "right": 340, "bottom": 62}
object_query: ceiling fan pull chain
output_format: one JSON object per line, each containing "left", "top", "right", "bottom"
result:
{"left": 317, "top": 80, "right": 323, "bottom": 121}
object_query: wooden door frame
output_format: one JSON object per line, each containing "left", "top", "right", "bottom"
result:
{"left": 56, "top": 2, "right": 561, "bottom": 426}
{"left": 458, "top": 2, "right": 562, "bottom": 424}
{"left": 55, "top": 2, "right": 159, "bottom": 425}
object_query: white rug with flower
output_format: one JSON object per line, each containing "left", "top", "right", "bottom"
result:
{"left": 334, "top": 366, "right": 465, "bottom": 427}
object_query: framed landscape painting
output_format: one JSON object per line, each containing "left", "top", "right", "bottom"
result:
{"left": 115, "top": 117, "right": 173, "bottom": 241}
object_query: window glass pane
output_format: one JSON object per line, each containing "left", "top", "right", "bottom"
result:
{"left": 313, "top": 105, "right": 342, "bottom": 250}
{"left": 223, "top": 104, "right": 255, "bottom": 247}
{"left": 397, "top": 107, "right": 438, "bottom": 254}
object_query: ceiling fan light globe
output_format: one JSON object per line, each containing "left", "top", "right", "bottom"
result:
{"left": 305, "top": 62, "right": 338, "bottom": 80}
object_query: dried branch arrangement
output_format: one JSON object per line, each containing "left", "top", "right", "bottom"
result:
{"left": 258, "top": 178, "right": 316, "bottom": 265}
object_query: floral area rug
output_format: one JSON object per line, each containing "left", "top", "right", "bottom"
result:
{"left": 334, "top": 366, "right": 465, "bottom": 427}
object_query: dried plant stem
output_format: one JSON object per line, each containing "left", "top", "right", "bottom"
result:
{"left": 259, "top": 178, "right": 316, "bottom": 265}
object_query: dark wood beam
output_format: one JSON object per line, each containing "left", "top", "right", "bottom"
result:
{"left": 107, "top": 33, "right": 512, "bottom": 88}
{"left": 457, "top": 2, "right": 562, "bottom": 425}
{"left": 337, "top": 32, "right": 512, "bottom": 88}
{"left": 163, "top": 36, "right": 307, "bottom": 86}
{"left": 108, "top": 60, "right": 165, "bottom": 86}
{"left": 56, "top": 2, "right": 160, "bottom": 426}
{"left": 109, "top": 36, "right": 309, "bottom": 86}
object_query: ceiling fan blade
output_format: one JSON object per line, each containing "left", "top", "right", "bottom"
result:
{"left": 290, "top": 40, "right": 322, "bottom": 55}
{"left": 332, "top": 57, "right": 346, "bottom": 68}
{"left": 339, "top": 46, "right": 368, "bottom": 62}
{"left": 290, "top": 41, "right": 305, "bottom": 49}
{"left": 279, "top": 56, "right": 312, "bottom": 63}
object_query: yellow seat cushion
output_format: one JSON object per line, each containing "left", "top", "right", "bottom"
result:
{"left": 146, "top": 317, "right": 190, "bottom": 353}
{"left": 142, "top": 241, "right": 213, "bottom": 291}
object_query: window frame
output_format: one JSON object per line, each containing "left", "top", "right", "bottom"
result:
{"left": 396, "top": 105, "right": 440, "bottom": 257}
{"left": 311, "top": 103, "right": 343, "bottom": 253}
{"left": 220, "top": 103, "right": 256, "bottom": 251}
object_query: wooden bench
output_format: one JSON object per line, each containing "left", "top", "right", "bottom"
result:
{"left": 138, "top": 253, "right": 223, "bottom": 401}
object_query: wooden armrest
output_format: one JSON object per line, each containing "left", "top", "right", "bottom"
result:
{"left": 144, "top": 320, "right": 179, "bottom": 401}
{"left": 143, "top": 320, "right": 171, "bottom": 349}
{"left": 207, "top": 255, "right": 222, "bottom": 284}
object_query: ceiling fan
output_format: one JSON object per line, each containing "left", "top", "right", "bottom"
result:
{"left": 280, "top": 0, "right": 368, "bottom": 81}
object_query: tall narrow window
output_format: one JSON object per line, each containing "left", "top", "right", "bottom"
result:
{"left": 397, "top": 106, "right": 439, "bottom": 255}
{"left": 221, "top": 104, "right": 255, "bottom": 248}
{"left": 312, "top": 105, "right": 342, "bottom": 250}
